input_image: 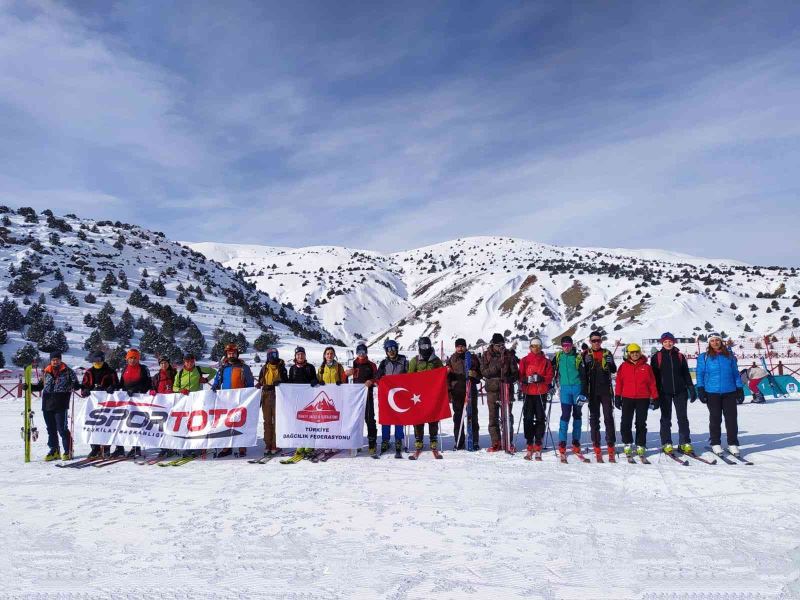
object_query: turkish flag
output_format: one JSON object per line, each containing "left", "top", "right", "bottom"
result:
{"left": 377, "top": 368, "right": 452, "bottom": 426}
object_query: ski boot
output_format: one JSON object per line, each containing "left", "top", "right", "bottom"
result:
{"left": 486, "top": 441, "right": 502, "bottom": 453}
{"left": 728, "top": 445, "right": 740, "bottom": 457}
{"left": 44, "top": 450, "right": 60, "bottom": 462}
{"left": 710, "top": 444, "right": 723, "bottom": 455}
{"left": 662, "top": 443, "right": 674, "bottom": 455}
{"left": 216, "top": 448, "right": 233, "bottom": 458}
{"left": 126, "top": 447, "right": 141, "bottom": 458}
{"left": 679, "top": 443, "right": 693, "bottom": 455}
{"left": 524, "top": 444, "right": 535, "bottom": 460}
{"left": 111, "top": 446, "right": 125, "bottom": 458}
{"left": 636, "top": 445, "right": 646, "bottom": 457}
{"left": 558, "top": 442, "right": 567, "bottom": 462}
{"left": 593, "top": 445, "right": 602, "bottom": 460}
{"left": 623, "top": 444, "right": 633, "bottom": 457}
{"left": 607, "top": 445, "right": 617, "bottom": 462}
{"left": 394, "top": 441, "right": 403, "bottom": 459}
{"left": 431, "top": 440, "right": 443, "bottom": 459}
{"left": 238, "top": 447, "right": 247, "bottom": 458}
{"left": 380, "top": 440, "right": 390, "bottom": 454}
{"left": 368, "top": 446, "right": 378, "bottom": 459}
{"left": 87, "top": 446, "right": 102, "bottom": 459}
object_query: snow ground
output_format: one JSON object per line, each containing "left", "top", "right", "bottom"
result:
{"left": 1, "top": 396, "right": 799, "bottom": 599}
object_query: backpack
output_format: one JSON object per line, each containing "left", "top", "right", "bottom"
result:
{"left": 656, "top": 350, "right": 685, "bottom": 369}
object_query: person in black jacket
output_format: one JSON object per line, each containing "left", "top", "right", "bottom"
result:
{"left": 347, "top": 343, "right": 379, "bottom": 455}
{"left": 112, "top": 348, "right": 152, "bottom": 458}
{"left": 650, "top": 332, "right": 697, "bottom": 454}
{"left": 31, "top": 352, "right": 81, "bottom": 461}
{"left": 80, "top": 351, "right": 119, "bottom": 459}
{"left": 580, "top": 331, "right": 617, "bottom": 460}
{"left": 286, "top": 346, "right": 319, "bottom": 459}
{"left": 256, "top": 348, "right": 289, "bottom": 456}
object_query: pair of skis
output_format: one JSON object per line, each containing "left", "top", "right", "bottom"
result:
{"left": 454, "top": 352, "right": 476, "bottom": 452}
{"left": 705, "top": 446, "right": 754, "bottom": 465}
{"left": 279, "top": 449, "right": 340, "bottom": 464}
{"left": 499, "top": 380, "right": 515, "bottom": 454}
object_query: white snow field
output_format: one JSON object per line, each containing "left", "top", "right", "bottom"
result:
{"left": 2, "top": 395, "right": 799, "bottom": 599}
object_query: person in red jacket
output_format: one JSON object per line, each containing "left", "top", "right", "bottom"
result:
{"left": 614, "top": 343, "right": 658, "bottom": 458}
{"left": 151, "top": 357, "right": 177, "bottom": 395}
{"left": 518, "top": 338, "right": 554, "bottom": 460}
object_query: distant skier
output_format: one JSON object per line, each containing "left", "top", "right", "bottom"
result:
{"left": 552, "top": 336, "right": 588, "bottom": 459}
{"left": 347, "top": 343, "right": 379, "bottom": 456}
{"left": 113, "top": 348, "right": 152, "bottom": 458}
{"left": 650, "top": 332, "right": 697, "bottom": 455}
{"left": 408, "top": 336, "right": 444, "bottom": 455}
{"left": 740, "top": 363, "right": 767, "bottom": 404}
{"left": 480, "top": 333, "right": 519, "bottom": 452}
{"left": 81, "top": 351, "right": 119, "bottom": 459}
{"left": 31, "top": 352, "right": 80, "bottom": 461}
{"left": 518, "top": 338, "right": 553, "bottom": 459}
{"left": 211, "top": 343, "right": 254, "bottom": 458}
{"left": 581, "top": 331, "right": 617, "bottom": 461}
{"left": 614, "top": 343, "right": 658, "bottom": 458}
{"left": 256, "top": 348, "right": 288, "bottom": 458}
{"left": 376, "top": 339, "right": 408, "bottom": 455}
{"left": 446, "top": 338, "right": 481, "bottom": 450}
{"left": 695, "top": 333, "right": 744, "bottom": 456}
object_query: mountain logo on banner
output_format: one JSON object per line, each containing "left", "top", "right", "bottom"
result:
{"left": 297, "top": 391, "right": 341, "bottom": 423}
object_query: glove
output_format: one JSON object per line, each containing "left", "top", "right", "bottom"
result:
{"left": 180, "top": 388, "right": 190, "bottom": 395}
{"left": 105, "top": 386, "right": 116, "bottom": 394}
{"left": 365, "top": 379, "right": 374, "bottom": 388}
{"left": 689, "top": 386, "right": 697, "bottom": 403}
{"left": 736, "top": 388, "right": 744, "bottom": 403}
{"left": 273, "top": 381, "right": 281, "bottom": 386}
{"left": 468, "top": 370, "right": 478, "bottom": 379}
{"left": 575, "top": 394, "right": 587, "bottom": 407}
{"left": 149, "top": 390, "right": 157, "bottom": 396}
{"left": 650, "top": 399, "right": 660, "bottom": 411}
{"left": 614, "top": 395, "right": 622, "bottom": 410}
{"left": 696, "top": 387, "right": 707, "bottom": 404}
{"left": 81, "top": 389, "right": 90, "bottom": 398}
{"left": 335, "top": 381, "right": 341, "bottom": 386}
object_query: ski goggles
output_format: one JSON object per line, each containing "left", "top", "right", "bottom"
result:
{"left": 356, "top": 349, "right": 367, "bottom": 357}
{"left": 419, "top": 343, "right": 432, "bottom": 350}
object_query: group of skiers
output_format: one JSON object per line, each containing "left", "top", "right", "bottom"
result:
{"left": 30, "top": 330, "right": 745, "bottom": 464}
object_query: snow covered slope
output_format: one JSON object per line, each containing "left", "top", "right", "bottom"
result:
{"left": 2, "top": 395, "right": 799, "bottom": 597}
{"left": 189, "top": 236, "right": 799, "bottom": 353}
{"left": 0, "top": 206, "right": 340, "bottom": 370}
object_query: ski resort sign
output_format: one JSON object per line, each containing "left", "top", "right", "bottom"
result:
{"left": 276, "top": 384, "right": 367, "bottom": 449}
{"left": 78, "top": 389, "right": 261, "bottom": 450}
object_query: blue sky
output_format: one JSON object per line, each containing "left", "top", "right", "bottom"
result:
{"left": 1, "top": 1, "right": 799, "bottom": 265}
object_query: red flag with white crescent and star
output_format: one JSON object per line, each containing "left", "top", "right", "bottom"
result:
{"left": 377, "top": 368, "right": 451, "bottom": 426}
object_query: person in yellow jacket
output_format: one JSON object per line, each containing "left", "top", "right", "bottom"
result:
{"left": 256, "top": 348, "right": 288, "bottom": 457}
{"left": 318, "top": 346, "right": 347, "bottom": 384}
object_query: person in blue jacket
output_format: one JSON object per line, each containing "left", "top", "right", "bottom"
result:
{"left": 211, "top": 342, "right": 255, "bottom": 458}
{"left": 695, "top": 333, "right": 744, "bottom": 457}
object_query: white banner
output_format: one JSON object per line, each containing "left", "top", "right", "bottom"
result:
{"left": 78, "top": 389, "right": 261, "bottom": 449}
{"left": 276, "top": 384, "right": 367, "bottom": 449}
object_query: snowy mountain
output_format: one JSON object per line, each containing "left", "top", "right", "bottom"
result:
{"left": 0, "top": 206, "right": 340, "bottom": 370}
{"left": 189, "top": 237, "right": 800, "bottom": 354}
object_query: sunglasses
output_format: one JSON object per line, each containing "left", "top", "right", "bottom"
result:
{"left": 590, "top": 339, "right": 601, "bottom": 343}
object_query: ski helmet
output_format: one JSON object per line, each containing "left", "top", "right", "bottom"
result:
{"left": 383, "top": 339, "right": 399, "bottom": 353}
{"left": 266, "top": 348, "right": 279, "bottom": 362}
{"left": 626, "top": 343, "right": 641, "bottom": 353}
{"left": 356, "top": 343, "right": 368, "bottom": 356}
{"left": 490, "top": 333, "right": 504, "bottom": 345}
{"left": 418, "top": 336, "right": 433, "bottom": 360}
{"left": 224, "top": 342, "right": 239, "bottom": 355}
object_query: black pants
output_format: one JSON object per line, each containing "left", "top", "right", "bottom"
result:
{"left": 364, "top": 394, "right": 377, "bottom": 447}
{"left": 414, "top": 422, "right": 439, "bottom": 446}
{"left": 589, "top": 392, "right": 615, "bottom": 446}
{"left": 707, "top": 392, "right": 739, "bottom": 445}
{"left": 451, "top": 385, "right": 479, "bottom": 448}
{"left": 43, "top": 409, "right": 70, "bottom": 453}
{"left": 523, "top": 394, "right": 547, "bottom": 445}
{"left": 660, "top": 392, "right": 691, "bottom": 445}
{"left": 620, "top": 398, "right": 649, "bottom": 447}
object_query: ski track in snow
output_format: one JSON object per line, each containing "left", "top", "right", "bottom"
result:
{"left": 2, "top": 398, "right": 800, "bottom": 599}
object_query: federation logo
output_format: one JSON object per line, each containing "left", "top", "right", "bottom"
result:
{"left": 297, "top": 391, "right": 341, "bottom": 423}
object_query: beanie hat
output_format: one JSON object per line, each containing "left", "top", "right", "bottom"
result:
{"left": 294, "top": 346, "right": 306, "bottom": 356}
{"left": 561, "top": 336, "right": 573, "bottom": 346}
{"left": 126, "top": 348, "right": 141, "bottom": 360}
{"left": 707, "top": 332, "right": 722, "bottom": 341}
{"left": 529, "top": 338, "right": 543, "bottom": 347}
{"left": 626, "top": 343, "right": 642, "bottom": 353}
{"left": 589, "top": 331, "right": 603, "bottom": 340}
{"left": 660, "top": 332, "right": 676, "bottom": 342}
{"left": 90, "top": 351, "right": 105, "bottom": 363}
{"left": 455, "top": 338, "right": 467, "bottom": 347}
{"left": 356, "top": 343, "right": 368, "bottom": 355}
{"left": 490, "top": 333, "right": 504, "bottom": 345}
{"left": 182, "top": 352, "right": 196, "bottom": 361}
{"left": 49, "top": 351, "right": 62, "bottom": 361}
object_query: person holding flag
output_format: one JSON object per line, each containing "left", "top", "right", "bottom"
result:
{"left": 376, "top": 339, "right": 408, "bottom": 455}
{"left": 446, "top": 338, "right": 481, "bottom": 450}
{"left": 408, "top": 336, "right": 445, "bottom": 457}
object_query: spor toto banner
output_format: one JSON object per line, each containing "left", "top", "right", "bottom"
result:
{"left": 78, "top": 389, "right": 261, "bottom": 450}
{"left": 276, "top": 384, "right": 367, "bottom": 449}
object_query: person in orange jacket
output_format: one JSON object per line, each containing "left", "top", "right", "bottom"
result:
{"left": 614, "top": 343, "right": 658, "bottom": 458}
{"left": 517, "top": 338, "right": 554, "bottom": 460}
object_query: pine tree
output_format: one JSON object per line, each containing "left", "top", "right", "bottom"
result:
{"left": 118, "top": 270, "right": 129, "bottom": 290}
{"left": 83, "top": 329, "right": 104, "bottom": 352}
{"left": 98, "top": 313, "right": 117, "bottom": 341}
{"left": 76, "top": 278, "right": 86, "bottom": 291}
{"left": 150, "top": 278, "right": 167, "bottom": 297}
{"left": 254, "top": 331, "right": 279, "bottom": 351}
{"left": 186, "top": 298, "right": 198, "bottom": 313}
{"left": 100, "top": 272, "right": 118, "bottom": 294}
{"left": 0, "top": 351, "right": 5, "bottom": 368}
{"left": 0, "top": 297, "right": 24, "bottom": 330}
{"left": 0, "top": 327, "right": 6, "bottom": 345}
{"left": 84, "top": 292, "right": 97, "bottom": 304}
{"left": 38, "top": 328, "right": 68, "bottom": 354}
{"left": 107, "top": 345, "right": 127, "bottom": 370}
{"left": 181, "top": 322, "right": 206, "bottom": 359}
{"left": 13, "top": 343, "right": 42, "bottom": 367}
